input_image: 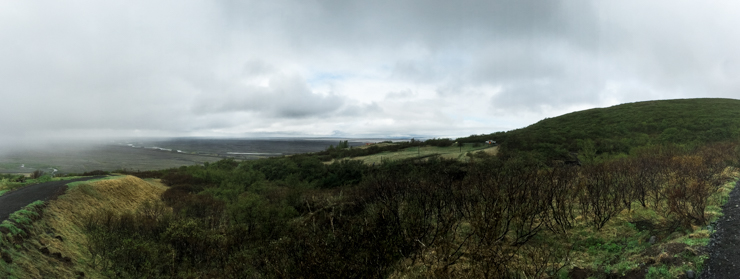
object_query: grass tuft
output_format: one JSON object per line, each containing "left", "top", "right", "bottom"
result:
{"left": 0, "top": 222, "right": 24, "bottom": 236}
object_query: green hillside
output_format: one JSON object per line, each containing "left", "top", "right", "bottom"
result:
{"left": 458, "top": 98, "right": 740, "bottom": 160}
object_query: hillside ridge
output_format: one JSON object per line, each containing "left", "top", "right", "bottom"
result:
{"left": 458, "top": 98, "right": 740, "bottom": 160}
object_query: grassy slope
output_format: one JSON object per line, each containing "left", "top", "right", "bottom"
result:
{"left": 0, "top": 176, "right": 166, "bottom": 278}
{"left": 458, "top": 98, "right": 740, "bottom": 158}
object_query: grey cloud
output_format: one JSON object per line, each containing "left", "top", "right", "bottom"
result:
{"left": 337, "top": 102, "right": 382, "bottom": 117}
{"left": 490, "top": 80, "right": 594, "bottom": 114}
{"left": 385, "top": 89, "right": 416, "bottom": 100}
{"left": 299, "top": 0, "right": 592, "bottom": 47}
{"left": 391, "top": 60, "right": 440, "bottom": 82}
{"left": 479, "top": 43, "right": 605, "bottom": 112}
{"left": 215, "top": 0, "right": 599, "bottom": 65}
{"left": 0, "top": 1, "right": 221, "bottom": 135}
{"left": 242, "top": 60, "right": 276, "bottom": 77}
{"left": 471, "top": 43, "right": 566, "bottom": 84}
{"left": 193, "top": 74, "right": 344, "bottom": 118}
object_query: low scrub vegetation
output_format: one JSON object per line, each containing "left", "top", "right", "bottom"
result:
{"left": 92, "top": 141, "right": 737, "bottom": 278}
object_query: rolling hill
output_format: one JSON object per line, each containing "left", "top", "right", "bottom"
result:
{"left": 458, "top": 98, "right": 740, "bottom": 160}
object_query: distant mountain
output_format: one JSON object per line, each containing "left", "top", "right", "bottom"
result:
{"left": 457, "top": 98, "right": 740, "bottom": 160}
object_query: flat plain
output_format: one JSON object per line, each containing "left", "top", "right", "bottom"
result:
{"left": 0, "top": 138, "right": 372, "bottom": 174}
{"left": 0, "top": 144, "right": 223, "bottom": 174}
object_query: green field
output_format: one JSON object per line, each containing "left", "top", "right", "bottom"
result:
{"left": 331, "top": 143, "right": 498, "bottom": 164}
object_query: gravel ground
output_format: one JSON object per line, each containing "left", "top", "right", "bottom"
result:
{"left": 701, "top": 180, "right": 740, "bottom": 278}
{"left": 0, "top": 176, "right": 103, "bottom": 222}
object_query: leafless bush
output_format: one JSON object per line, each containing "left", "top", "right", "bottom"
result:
{"left": 515, "top": 241, "right": 572, "bottom": 278}
{"left": 579, "top": 164, "right": 621, "bottom": 230}
{"left": 542, "top": 167, "right": 579, "bottom": 234}
{"left": 665, "top": 156, "right": 716, "bottom": 226}
{"left": 31, "top": 170, "right": 44, "bottom": 179}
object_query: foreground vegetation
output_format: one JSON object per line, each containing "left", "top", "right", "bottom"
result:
{"left": 71, "top": 140, "right": 733, "bottom": 278}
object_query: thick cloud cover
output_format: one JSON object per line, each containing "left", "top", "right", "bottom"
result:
{"left": 1, "top": 0, "right": 739, "bottom": 144}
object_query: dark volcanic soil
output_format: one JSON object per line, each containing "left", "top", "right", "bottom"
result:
{"left": 0, "top": 176, "right": 103, "bottom": 222}
{"left": 701, "top": 180, "right": 740, "bottom": 278}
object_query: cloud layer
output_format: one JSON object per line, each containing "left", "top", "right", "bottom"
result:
{"left": 1, "top": 0, "right": 739, "bottom": 142}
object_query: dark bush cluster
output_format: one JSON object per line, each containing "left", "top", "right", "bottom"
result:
{"left": 117, "top": 169, "right": 164, "bottom": 179}
{"left": 30, "top": 170, "right": 44, "bottom": 179}
{"left": 82, "top": 170, "right": 110, "bottom": 176}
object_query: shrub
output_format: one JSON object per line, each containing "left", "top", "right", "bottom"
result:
{"left": 30, "top": 170, "right": 44, "bottom": 179}
{"left": 82, "top": 170, "right": 110, "bottom": 176}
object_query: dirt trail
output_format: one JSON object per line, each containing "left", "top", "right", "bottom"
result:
{"left": 701, "top": 180, "right": 740, "bottom": 278}
{"left": 0, "top": 176, "right": 103, "bottom": 222}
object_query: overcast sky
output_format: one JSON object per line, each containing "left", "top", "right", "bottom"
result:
{"left": 1, "top": 1, "right": 739, "bottom": 144}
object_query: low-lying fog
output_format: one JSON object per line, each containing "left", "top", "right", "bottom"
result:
{"left": 0, "top": 137, "right": 376, "bottom": 174}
